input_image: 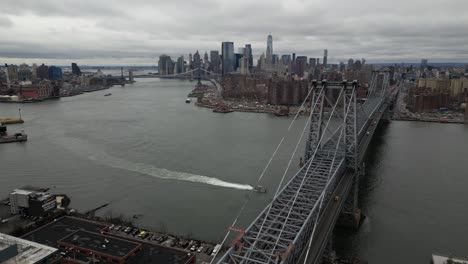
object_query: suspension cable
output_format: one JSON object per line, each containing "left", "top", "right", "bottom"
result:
{"left": 210, "top": 83, "right": 315, "bottom": 264}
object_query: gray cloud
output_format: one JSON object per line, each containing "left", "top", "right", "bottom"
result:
{"left": 0, "top": 0, "right": 467, "bottom": 65}
{"left": 0, "top": 16, "right": 13, "bottom": 27}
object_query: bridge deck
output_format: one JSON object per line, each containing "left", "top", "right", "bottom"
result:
{"left": 218, "top": 81, "right": 394, "bottom": 264}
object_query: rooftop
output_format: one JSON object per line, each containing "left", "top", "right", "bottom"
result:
{"left": 58, "top": 229, "right": 141, "bottom": 259}
{"left": 0, "top": 233, "right": 57, "bottom": 264}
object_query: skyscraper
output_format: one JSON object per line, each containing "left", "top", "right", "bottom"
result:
{"left": 176, "top": 56, "right": 185, "bottom": 73}
{"left": 244, "top": 44, "right": 253, "bottom": 69}
{"left": 323, "top": 49, "right": 328, "bottom": 68}
{"left": 193, "top": 51, "right": 201, "bottom": 69}
{"left": 266, "top": 34, "right": 273, "bottom": 64}
{"left": 221, "top": 42, "right": 235, "bottom": 75}
{"left": 210, "top": 50, "right": 221, "bottom": 73}
{"left": 296, "top": 56, "right": 308, "bottom": 78}
{"left": 158, "top": 55, "right": 173, "bottom": 75}
{"left": 309, "top": 58, "right": 317, "bottom": 70}
{"left": 204, "top": 51, "right": 209, "bottom": 63}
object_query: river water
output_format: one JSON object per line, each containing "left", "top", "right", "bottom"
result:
{"left": 1, "top": 78, "right": 467, "bottom": 262}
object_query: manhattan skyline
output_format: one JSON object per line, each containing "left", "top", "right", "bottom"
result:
{"left": 1, "top": 0, "right": 468, "bottom": 65}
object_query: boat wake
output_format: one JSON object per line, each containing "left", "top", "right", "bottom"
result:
{"left": 56, "top": 136, "right": 253, "bottom": 190}
{"left": 89, "top": 154, "right": 253, "bottom": 190}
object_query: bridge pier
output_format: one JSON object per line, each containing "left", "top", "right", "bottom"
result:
{"left": 336, "top": 166, "right": 365, "bottom": 230}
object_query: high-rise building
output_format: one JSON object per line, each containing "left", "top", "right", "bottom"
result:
{"left": 281, "top": 55, "right": 291, "bottom": 65}
{"left": 188, "top": 53, "right": 193, "bottom": 69}
{"left": 234, "top": 53, "right": 243, "bottom": 71}
{"left": 239, "top": 57, "right": 249, "bottom": 75}
{"left": 203, "top": 51, "right": 209, "bottom": 63}
{"left": 266, "top": 34, "right": 273, "bottom": 64}
{"left": 18, "top": 68, "right": 32, "bottom": 81}
{"left": 210, "top": 50, "right": 221, "bottom": 73}
{"left": 71, "top": 63, "right": 82, "bottom": 75}
{"left": 158, "top": 55, "right": 173, "bottom": 75}
{"left": 323, "top": 49, "right": 328, "bottom": 68}
{"left": 221, "top": 42, "right": 235, "bottom": 75}
{"left": 48, "top": 66, "right": 63, "bottom": 80}
{"left": 421, "top": 59, "right": 428, "bottom": 69}
{"left": 296, "top": 56, "right": 308, "bottom": 78}
{"left": 193, "top": 51, "right": 201, "bottom": 69}
{"left": 7, "top": 64, "right": 18, "bottom": 81}
{"left": 176, "top": 56, "right": 185, "bottom": 73}
{"left": 309, "top": 58, "right": 317, "bottom": 70}
{"left": 244, "top": 44, "right": 253, "bottom": 69}
{"left": 347, "top": 58, "right": 354, "bottom": 70}
{"left": 37, "top": 64, "right": 49, "bottom": 80}
{"left": 291, "top": 53, "right": 296, "bottom": 74}
{"left": 272, "top": 54, "right": 278, "bottom": 65}
{"left": 31, "top": 63, "right": 38, "bottom": 80}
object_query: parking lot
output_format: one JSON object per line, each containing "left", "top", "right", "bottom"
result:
{"left": 105, "top": 223, "right": 219, "bottom": 262}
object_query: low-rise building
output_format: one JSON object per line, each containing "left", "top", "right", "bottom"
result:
{"left": 0, "top": 233, "right": 58, "bottom": 264}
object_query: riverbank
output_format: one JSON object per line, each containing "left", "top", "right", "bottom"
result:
{"left": 195, "top": 86, "right": 307, "bottom": 115}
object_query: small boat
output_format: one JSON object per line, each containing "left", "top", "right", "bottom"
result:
{"left": 104, "top": 93, "right": 112, "bottom": 96}
{"left": 254, "top": 186, "right": 267, "bottom": 193}
{"left": 0, "top": 126, "right": 27, "bottom": 144}
{"left": 185, "top": 98, "right": 191, "bottom": 103}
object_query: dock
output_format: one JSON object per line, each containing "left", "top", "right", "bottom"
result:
{"left": 0, "top": 118, "right": 24, "bottom": 125}
{"left": 432, "top": 253, "right": 468, "bottom": 264}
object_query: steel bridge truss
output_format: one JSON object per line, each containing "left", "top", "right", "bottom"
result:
{"left": 218, "top": 81, "right": 359, "bottom": 264}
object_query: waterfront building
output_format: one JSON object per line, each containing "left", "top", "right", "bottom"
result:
{"left": 158, "top": 54, "right": 173, "bottom": 75}
{"left": 48, "top": 66, "right": 62, "bottom": 80}
{"left": 221, "top": 42, "right": 235, "bottom": 75}
{"left": 266, "top": 34, "right": 273, "bottom": 64}
{"left": 323, "top": 49, "right": 328, "bottom": 68}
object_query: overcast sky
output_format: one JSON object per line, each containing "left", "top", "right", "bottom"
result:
{"left": 1, "top": 0, "right": 468, "bottom": 65}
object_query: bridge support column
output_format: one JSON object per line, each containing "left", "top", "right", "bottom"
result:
{"left": 337, "top": 165, "right": 365, "bottom": 229}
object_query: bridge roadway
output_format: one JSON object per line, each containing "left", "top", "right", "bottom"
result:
{"left": 298, "top": 99, "right": 390, "bottom": 264}
{"left": 217, "top": 91, "right": 394, "bottom": 264}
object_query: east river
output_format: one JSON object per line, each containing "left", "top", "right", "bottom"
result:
{"left": 1, "top": 78, "right": 467, "bottom": 263}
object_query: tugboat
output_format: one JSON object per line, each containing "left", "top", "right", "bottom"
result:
{"left": 0, "top": 125, "right": 27, "bottom": 144}
{"left": 104, "top": 93, "right": 112, "bottom": 96}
